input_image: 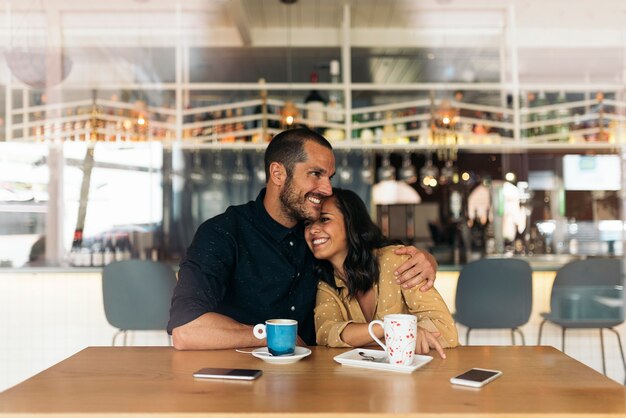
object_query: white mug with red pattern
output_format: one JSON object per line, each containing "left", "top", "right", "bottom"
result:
{"left": 368, "top": 314, "right": 417, "bottom": 366}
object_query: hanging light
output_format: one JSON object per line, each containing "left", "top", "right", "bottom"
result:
{"left": 280, "top": 0, "right": 299, "bottom": 129}
{"left": 398, "top": 153, "right": 418, "bottom": 184}
{"left": 420, "top": 154, "right": 439, "bottom": 195}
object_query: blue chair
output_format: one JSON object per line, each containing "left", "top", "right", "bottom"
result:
{"left": 102, "top": 260, "right": 177, "bottom": 346}
{"left": 455, "top": 258, "right": 533, "bottom": 345}
{"left": 538, "top": 258, "right": 625, "bottom": 380}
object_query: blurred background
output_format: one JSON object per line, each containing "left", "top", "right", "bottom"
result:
{"left": 1, "top": 0, "right": 625, "bottom": 268}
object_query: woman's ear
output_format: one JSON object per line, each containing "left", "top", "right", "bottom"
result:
{"left": 269, "top": 162, "right": 286, "bottom": 187}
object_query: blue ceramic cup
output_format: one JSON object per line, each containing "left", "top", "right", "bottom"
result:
{"left": 253, "top": 319, "right": 297, "bottom": 356}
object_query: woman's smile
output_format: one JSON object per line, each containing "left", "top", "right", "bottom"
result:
{"left": 305, "top": 197, "right": 348, "bottom": 272}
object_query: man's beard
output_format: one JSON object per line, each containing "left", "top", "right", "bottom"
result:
{"left": 279, "top": 176, "right": 318, "bottom": 223}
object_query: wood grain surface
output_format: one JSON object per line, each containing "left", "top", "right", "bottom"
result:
{"left": 0, "top": 345, "right": 624, "bottom": 417}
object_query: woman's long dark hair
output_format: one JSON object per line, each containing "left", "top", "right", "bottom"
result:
{"left": 314, "top": 188, "right": 400, "bottom": 298}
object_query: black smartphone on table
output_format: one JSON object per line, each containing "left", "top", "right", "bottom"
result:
{"left": 193, "top": 367, "right": 262, "bottom": 381}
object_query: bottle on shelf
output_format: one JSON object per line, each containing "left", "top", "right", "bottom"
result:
{"left": 73, "top": 109, "right": 83, "bottom": 142}
{"left": 79, "top": 244, "right": 93, "bottom": 267}
{"left": 381, "top": 111, "right": 397, "bottom": 144}
{"left": 555, "top": 91, "right": 570, "bottom": 142}
{"left": 91, "top": 239, "right": 104, "bottom": 267}
{"left": 326, "top": 60, "right": 344, "bottom": 124}
{"left": 351, "top": 112, "right": 362, "bottom": 140}
{"left": 520, "top": 92, "right": 533, "bottom": 139}
{"left": 69, "top": 229, "right": 83, "bottom": 267}
{"left": 533, "top": 91, "right": 549, "bottom": 136}
{"left": 304, "top": 71, "right": 327, "bottom": 132}
{"left": 222, "top": 109, "right": 236, "bottom": 143}
{"left": 359, "top": 112, "right": 374, "bottom": 144}
{"left": 234, "top": 108, "right": 245, "bottom": 141}
{"left": 115, "top": 234, "right": 133, "bottom": 262}
{"left": 103, "top": 234, "right": 116, "bottom": 265}
{"left": 201, "top": 111, "right": 214, "bottom": 139}
{"left": 395, "top": 111, "right": 409, "bottom": 144}
{"left": 63, "top": 109, "right": 74, "bottom": 141}
{"left": 373, "top": 111, "right": 384, "bottom": 142}
{"left": 213, "top": 110, "right": 224, "bottom": 140}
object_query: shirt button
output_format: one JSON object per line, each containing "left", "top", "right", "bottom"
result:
{"left": 289, "top": 241, "right": 294, "bottom": 247}
{"left": 291, "top": 306, "right": 296, "bottom": 311}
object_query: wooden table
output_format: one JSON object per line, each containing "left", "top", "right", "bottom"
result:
{"left": 0, "top": 346, "right": 624, "bottom": 417}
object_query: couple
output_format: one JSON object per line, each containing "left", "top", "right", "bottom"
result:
{"left": 167, "top": 128, "right": 457, "bottom": 356}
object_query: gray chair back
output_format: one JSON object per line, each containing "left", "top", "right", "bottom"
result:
{"left": 549, "top": 258, "right": 624, "bottom": 325}
{"left": 455, "top": 258, "right": 533, "bottom": 329}
{"left": 553, "top": 258, "right": 622, "bottom": 287}
{"left": 102, "top": 260, "right": 177, "bottom": 331}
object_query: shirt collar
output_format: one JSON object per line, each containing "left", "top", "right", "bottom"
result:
{"left": 333, "top": 275, "right": 347, "bottom": 289}
{"left": 253, "top": 188, "right": 303, "bottom": 242}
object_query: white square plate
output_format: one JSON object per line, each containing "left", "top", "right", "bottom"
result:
{"left": 333, "top": 348, "right": 433, "bottom": 373}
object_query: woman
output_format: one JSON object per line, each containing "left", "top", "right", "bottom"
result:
{"left": 305, "top": 188, "right": 458, "bottom": 358}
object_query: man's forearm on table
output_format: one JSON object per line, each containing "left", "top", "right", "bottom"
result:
{"left": 171, "top": 312, "right": 264, "bottom": 350}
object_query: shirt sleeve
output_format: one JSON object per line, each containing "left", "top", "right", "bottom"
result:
{"left": 402, "top": 286, "right": 459, "bottom": 348}
{"left": 382, "top": 248, "right": 459, "bottom": 348}
{"left": 167, "top": 218, "right": 236, "bottom": 334}
{"left": 314, "top": 281, "right": 354, "bottom": 348}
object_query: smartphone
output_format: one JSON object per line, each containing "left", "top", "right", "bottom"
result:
{"left": 193, "top": 368, "right": 262, "bottom": 381}
{"left": 450, "top": 368, "right": 502, "bottom": 388}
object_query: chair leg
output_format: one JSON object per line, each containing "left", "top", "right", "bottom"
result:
{"left": 123, "top": 330, "right": 129, "bottom": 346}
{"left": 562, "top": 327, "right": 567, "bottom": 353}
{"left": 466, "top": 328, "right": 472, "bottom": 345}
{"left": 599, "top": 328, "right": 607, "bottom": 376}
{"left": 112, "top": 329, "right": 124, "bottom": 346}
{"left": 537, "top": 320, "right": 547, "bottom": 345}
{"left": 605, "top": 328, "right": 626, "bottom": 385}
{"left": 514, "top": 328, "right": 526, "bottom": 346}
{"left": 511, "top": 329, "right": 516, "bottom": 345}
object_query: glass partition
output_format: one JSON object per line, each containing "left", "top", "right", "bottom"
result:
{"left": 0, "top": 143, "right": 48, "bottom": 267}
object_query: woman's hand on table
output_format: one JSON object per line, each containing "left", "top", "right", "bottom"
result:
{"left": 416, "top": 327, "right": 446, "bottom": 359}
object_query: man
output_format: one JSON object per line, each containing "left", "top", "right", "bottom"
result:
{"left": 168, "top": 128, "right": 438, "bottom": 349}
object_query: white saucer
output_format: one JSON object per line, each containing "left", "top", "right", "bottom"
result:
{"left": 251, "top": 346, "right": 312, "bottom": 364}
{"left": 333, "top": 348, "right": 432, "bottom": 373}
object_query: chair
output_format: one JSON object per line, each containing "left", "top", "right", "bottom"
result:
{"left": 537, "top": 258, "right": 625, "bottom": 379}
{"left": 454, "top": 258, "right": 532, "bottom": 345}
{"left": 102, "top": 260, "right": 177, "bottom": 346}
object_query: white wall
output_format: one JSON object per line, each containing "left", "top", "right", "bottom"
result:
{"left": 0, "top": 270, "right": 169, "bottom": 392}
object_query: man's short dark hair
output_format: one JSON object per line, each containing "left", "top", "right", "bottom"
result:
{"left": 264, "top": 128, "right": 333, "bottom": 181}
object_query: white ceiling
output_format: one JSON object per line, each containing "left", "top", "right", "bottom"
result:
{"left": 2, "top": 0, "right": 626, "bottom": 85}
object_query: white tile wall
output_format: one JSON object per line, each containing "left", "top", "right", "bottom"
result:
{"left": 0, "top": 270, "right": 624, "bottom": 392}
{"left": 0, "top": 271, "right": 169, "bottom": 392}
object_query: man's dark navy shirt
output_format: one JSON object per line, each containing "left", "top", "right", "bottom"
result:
{"left": 167, "top": 189, "right": 318, "bottom": 345}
